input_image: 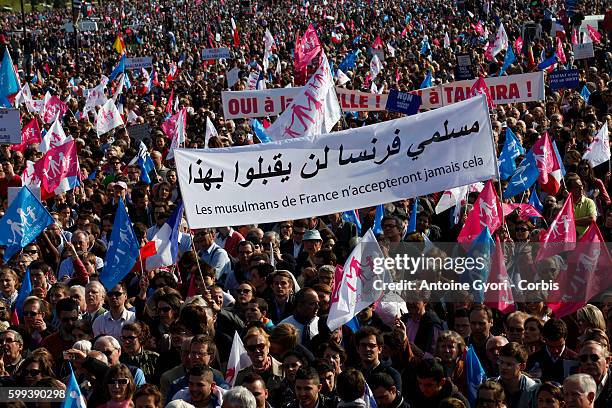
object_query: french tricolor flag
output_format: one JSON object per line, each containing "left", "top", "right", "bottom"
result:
{"left": 146, "top": 203, "right": 184, "bottom": 271}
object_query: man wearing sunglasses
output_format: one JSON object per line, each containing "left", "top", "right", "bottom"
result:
{"left": 92, "top": 283, "right": 136, "bottom": 338}
{"left": 40, "top": 298, "right": 80, "bottom": 357}
{"left": 578, "top": 340, "right": 612, "bottom": 408}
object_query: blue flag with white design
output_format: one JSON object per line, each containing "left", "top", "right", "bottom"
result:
{"left": 372, "top": 204, "right": 385, "bottom": 235}
{"left": 465, "top": 346, "right": 487, "bottom": 406}
{"left": 100, "top": 198, "right": 139, "bottom": 290}
{"left": 503, "top": 151, "right": 539, "bottom": 199}
{"left": 0, "top": 48, "right": 19, "bottom": 107}
{"left": 498, "top": 127, "right": 526, "bottom": 179}
{"left": 462, "top": 227, "right": 493, "bottom": 303}
{"left": 109, "top": 55, "right": 126, "bottom": 81}
{"left": 15, "top": 269, "right": 32, "bottom": 318}
{"left": 0, "top": 187, "right": 54, "bottom": 261}
{"left": 252, "top": 119, "right": 271, "bottom": 143}
{"left": 580, "top": 85, "right": 591, "bottom": 103}
{"left": 338, "top": 50, "right": 358, "bottom": 72}
{"left": 129, "top": 141, "right": 155, "bottom": 184}
{"left": 420, "top": 70, "right": 432, "bottom": 88}
{"left": 529, "top": 188, "right": 543, "bottom": 213}
{"left": 62, "top": 363, "right": 87, "bottom": 408}
{"left": 499, "top": 46, "right": 516, "bottom": 76}
{"left": 407, "top": 198, "right": 418, "bottom": 233}
{"left": 364, "top": 382, "right": 378, "bottom": 407}
{"left": 342, "top": 210, "right": 362, "bottom": 235}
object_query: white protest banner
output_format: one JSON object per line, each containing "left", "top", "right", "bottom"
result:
{"left": 221, "top": 72, "right": 545, "bottom": 118}
{"left": 573, "top": 43, "right": 595, "bottom": 60}
{"left": 201, "top": 48, "right": 231, "bottom": 60}
{"left": 176, "top": 95, "right": 497, "bottom": 228}
{"left": 125, "top": 57, "right": 153, "bottom": 70}
{"left": 0, "top": 109, "right": 22, "bottom": 144}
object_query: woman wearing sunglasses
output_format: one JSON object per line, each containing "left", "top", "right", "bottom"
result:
{"left": 100, "top": 364, "right": 136, "bottom": 408}
{"left": 15, "top": 353, "right": 56, "bottom": 387}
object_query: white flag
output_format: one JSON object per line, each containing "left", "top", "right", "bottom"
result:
{"left": 444, "top": 32, "right": 451, "bottom": 49}
{"left": 370, "top": 81, "right": 378, "bottom": 94}
{"left": 227, "top": 67, "right": 240, "bottom": 88}
{"left": 21, "top": 160, "right": 41, "bottom": 187}
{"left": 370, "top": 54, "right": 382, "bottom": 79}
{"left": 266, "top": 53, "right": 340, "bottom": 141}
{"left": 327, "top": 229, "right": 390, "bottom": 331}
{"left": 246, "top": 72, "right": 259, "bottom": 90}
{"left": 275, "top": 58, "right": 282, "bottom": 75}
{"left": 583, "top": 123, "right": 610, "bottom": 167}
{"left": 491, "top": 23, "right": 509, "bottom": 57}
{"left": 83, "top": 80, "right": 108, "bottom": 117}
{"left": 204, "top": 116, "right": 218, "bottom": 147}
{"left": 225, "top": 331, "right": 252, "bottom": 386}
{"left": 14, "top": 83, "right": 32, "bottom": 107}
{"left": 166, "top": 108, "right": 187, "bottom": 161}
{"left": 386, "top": 43, "right": 396, "bottom": 57}
{"left": 435, "top": 182, "right": 484, "bottom": 214}
{"left": 337, "top": 69, "right": 350, "bottom": 85}
{"left": 39, "top": 116, "right": 68, "bottom": 153}
{"left": 95, "top": 99, "right": 124, "bottom": 136}
{"left": 263, "top": 28, "right": 275, "bottom": 52}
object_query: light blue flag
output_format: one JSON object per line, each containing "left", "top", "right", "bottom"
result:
{"left": 420, "top": 70, "right": 432, "bottom": 89}
{"left": 461, "top": 227, "right": 493, "bottom": 303}
{"left": 0, "top": 187, "right": 54, "bottom": 261}
{"left": 580, "top": 85, "right": 591, "bottom": 103}
{"left": 372, "top": 204, "right": 385, "bottom": 235}
{"left": 15, "top": 269, "right": 32, "bottom": 318}
{"left": 109, "top": 55, "right": 126, "bottom": 81}
{"left": 342, "top": 210, "right": 362, "bottom": 235}
{"left": 0, "top": 48, "right": 19, "bottom": 107}
{"left": 407, "top": 198, "right": 418, "bottom": 233}
{"left": 100, "top": 198, "right": 139, "bottom": 291}
{"left": 338, "top": 50, "right": 358, "bottom": 72}
{"left": 537, "top": 54, "right": 557, "bottom": 70}
{"left": 252, "top": 119, "right": 271, "bottom": 143}
{"left": 498, "top": 127, "right": 526, "bottom": 179}
{"left": 364, "top": 382, "right": 379, "bottom": 408}
{"left": 62, "top": 363, "right": 87, "bottom": 408}
{"left": 346, "top": 316, "right": 361, "bottom": 333}
{"left": 352, "top": 36, "right": 361, "bottom": 45}
{"left": 130, "top": 141, "right": 154, "bottom": 184}
{"left": 529, "top": 188, "right": 543, "bottom": 213}
{"left": 503, "top": 151, "right": 540, "bottom": 199}
{"left": 420, "top": 39, "right": 430, "bottom": 55}
{"left": 465, "top": 346, "right": 487, "bottom": 406}
{"left": 499, "top": 46, "right": 516, "bottom": 76}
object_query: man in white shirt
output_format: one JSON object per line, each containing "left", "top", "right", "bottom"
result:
{"left": 280, "top": 288, "right": 319, "bottom": 348}
{"left": 92, "top": 283, "right": 135, "bottom": 338}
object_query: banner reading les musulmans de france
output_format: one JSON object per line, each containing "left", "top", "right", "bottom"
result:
{"left": 175, "top": 95, "right": 498, "bottom": 228}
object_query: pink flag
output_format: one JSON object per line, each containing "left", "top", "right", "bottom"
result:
{"left": 165, "top": 89, "right": 174, "bottom": 114}
{"left": 294, "top": 23, "right": 322, "bottom": 71}
{"left": 161, "top": 109, "right": 182, "bottom": 139}
{"left": 34, "top": 140, "right": 79, "bottom": 193}
{"left": 536, "top": 194, "right": 576, "bottom": 261}
{"left": 457, "top": 180, "right": 503, "bottom": 245}
{"left": 586, "top": 25, "right": 601, "bottom": 43}
{"left": 166, "top": 108, "right": 187, "bottom": 161}
{"left": 470, "top": 77, "right": 495, "bottom": 108}
{"left": 472, "top": 21, "right": 485, "bottom": 35}
{"left": 401, "top": 26, "right": 408, "bottom": 36}
{"left": 395, "top": 68, "right": 400, "bottom": 83}
{"left": 371, "top": 35, "right": 383, "bottom": 49}
{"left": 513, "top": 36, "right": 523, "bottom": 55}
{"left": 483, "top": 41, "right": 494, "bottom": 61}
{"left": 532, "top": 132, "right": 562, "bottom": 194}
{"left": 571, "top": 29, "right": 578, "bottom": 45}
{"left": 547, "top": 221, "right": 612, "bottom": 318}
{"left": 484, "top": 236, "right": 515, "bottom": 313}
{"left": 42, "top": 95, "right": 68, "bottom": 124}
{"left": 556, "top": 37, "right": 566, "bottom": 64}
{"left": 11, "top": 119, "right": 41, "bottom": 152}
{"left": 502, "top": 203, "right": 543, "bottom": 220}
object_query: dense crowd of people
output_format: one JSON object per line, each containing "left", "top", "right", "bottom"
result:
{"left": 0, "top": 0, "right": 611, "bottom": 407}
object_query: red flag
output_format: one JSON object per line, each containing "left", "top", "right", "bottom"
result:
{"left": 457, "top": 180, "right": 503, "bottom": 245}
{"left": 526, "top": 45, "right": 536, "bottom": 70}
{"left": 532, "top": 132, "right": 563, "bottom": 194}
{"left": 12, "top": 119, "right": 41, "bottom": 152}
{"left": 586, "top": 25, "right": 601, "bottom": 43}
{"left": 536, "top": 194, "right": 576, "bottom": 261}
{"left": 470, "top": 77, "right": 495, "bottom": 108}
{"left": 514, "top": 36, "right": 523, "bottom": 55}
{"left": 547, "top": 221, "right": 612, "bottom": 318}
{"left": 233, "top": 26, "right": 240, "bottom": 47}
{"left": 485, "top": 236, "right": 515, "bottom": 313}
{"left": 371, "top": 35, "right": 383, "bottom": 49}
{"left": 33, "top": 140, "right": 79, "bottom": 193}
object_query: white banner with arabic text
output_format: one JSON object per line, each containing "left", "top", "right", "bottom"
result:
{"left": 176, "top": 95, "right": 497, "bottom": 228}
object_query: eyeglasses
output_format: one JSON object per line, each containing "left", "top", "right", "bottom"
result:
{"left": 121, "top": 335, "right": 138, "bottom": 341}
{"left": 23, "top": 368, "right": 42, "bottom": 377}
{"left": 107, "top": 291, "right": 124, "bottom": 298}
{"left": 0, "top": 338, "right": 19, "bottom": 345}
{"left": 246, "top": 343, "right": 266, "bottom": 352}
{"left": 236, "top": 289, "right": 252, "bottom": 294}
{"left": 579, "top": 354, "right": 601, "bottom": 363}
{"left": 24, "top": 249, "right": 38, "bottom": 254}
{"left": 108, "top": 378, "right": 129, "bottom": 385}
{"left": 23, "top": 311, "right": 40, "bottom": 317}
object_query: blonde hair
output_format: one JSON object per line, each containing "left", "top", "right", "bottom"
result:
{"left": 243, "top": 327, "right": 269, "bottom": 346}
{"left": 577, "top": 304, "right": 606, "bottom": 331}
{"left": 436, "top": 331, "right": 466, "bottom": 358}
